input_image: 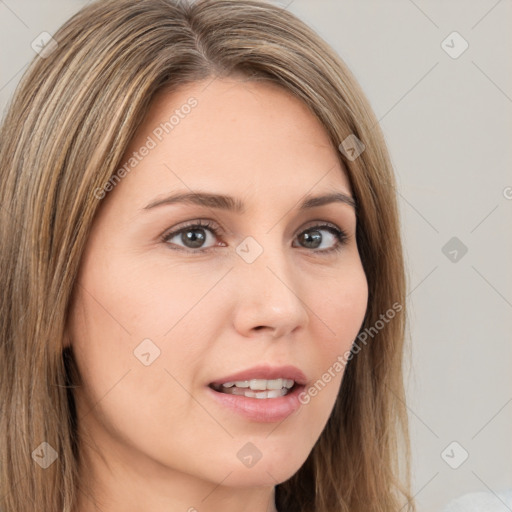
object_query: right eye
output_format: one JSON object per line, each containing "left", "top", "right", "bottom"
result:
{"left": 161, "top": 219, "right": 225, "bottom": 253}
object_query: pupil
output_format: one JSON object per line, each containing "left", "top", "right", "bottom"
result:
{"left": 301, "top": 230, "right": 321, "bottom": 248}
{"left": 182, "top": 229, "right": 205, "bottom": 248}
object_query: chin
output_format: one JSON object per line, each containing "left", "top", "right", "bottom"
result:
{"left": 210, "top": 446, "right": 308, "bottom": 487}
{"left": 216, "top": 463, "right": 300, "bottom": 488}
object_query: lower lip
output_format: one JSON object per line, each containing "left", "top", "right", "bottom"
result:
{"left": 206, "top": 384, "right": 305, "bottom": 423}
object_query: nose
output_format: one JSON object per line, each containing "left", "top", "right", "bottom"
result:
{"left": 231, "top": 240, "right": 309, "bottom": 339}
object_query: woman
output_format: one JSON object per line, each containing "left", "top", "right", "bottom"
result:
{"left": 0, "top": 1, "right": 415, "bottom": 511}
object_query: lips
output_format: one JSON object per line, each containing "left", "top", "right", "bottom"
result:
{"left": 206, "top": 368, "right": 307, "bottom": 423}
{"left": 208, "top": 364, "right": 308, "bottom": 388}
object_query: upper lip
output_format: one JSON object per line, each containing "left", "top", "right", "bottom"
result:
{"left": 209, "top": 364, "right": 308, "bottom": 387}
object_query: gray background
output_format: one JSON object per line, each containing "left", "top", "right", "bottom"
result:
{"left": 1, "top": 1, "right": 511, "bottom": 511}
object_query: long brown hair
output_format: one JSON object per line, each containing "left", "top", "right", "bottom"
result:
{"left": 0, "top": 1, "right": 415, "bottom": 511}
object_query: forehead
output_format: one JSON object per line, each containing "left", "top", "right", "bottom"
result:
{"left": 110, "top": 77, "right": 352, "bottom": 208}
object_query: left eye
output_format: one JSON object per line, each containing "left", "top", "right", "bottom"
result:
{"left": 163, "top": 220, "right": 221, "bottom": 251}
{"left": 162, "top": 220, "right": 348, "bottom": 254}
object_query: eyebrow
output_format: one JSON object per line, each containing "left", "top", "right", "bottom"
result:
{"left": 142, "top": 190, "right": 356, "bottom": 213}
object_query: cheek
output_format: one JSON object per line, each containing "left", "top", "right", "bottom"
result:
{"left": 297, "top": 263, "right": 368, "bottom": 418}
{"left": 67, "top": 276, "right": 215, "bottom": 469}
{"left": 67, "top": 265, "right": 206, "bottom": 400}
{"left": 311, "top": 262, "right": 369, "bottom": 354}
{"left": 67, "top": 255, "right": 225, "bottom": 420}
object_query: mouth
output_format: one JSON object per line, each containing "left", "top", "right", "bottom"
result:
{"left": 206, "top": 379, "right": 306, "bottom": 423}
{"left": 208, "top": 378, "right": 299, "bottom": 399}
{"left": 205, "top": 365, "right": 308, "bottom": 422}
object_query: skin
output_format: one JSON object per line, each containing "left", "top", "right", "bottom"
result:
{"left": 65, "top": 76, "right": 369, "bottom": 512}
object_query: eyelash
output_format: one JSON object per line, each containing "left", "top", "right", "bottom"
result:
{"left": 161, "top": 219, "right": 349, "bottom": 256}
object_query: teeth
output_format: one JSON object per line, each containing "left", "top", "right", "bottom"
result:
{"left": 283, "top": 379, "right": 294, "bottom": 389}
{"left": 221, "top": 387, "right": 288, "bottom": 399}
{"left": 220, "top": 378, "right": 295, "bottom": 391}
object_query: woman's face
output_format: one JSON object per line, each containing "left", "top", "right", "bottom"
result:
{"left": 66, "top": 77, "right": 368, "bottom": 506}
